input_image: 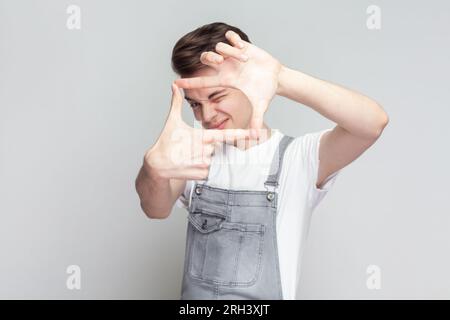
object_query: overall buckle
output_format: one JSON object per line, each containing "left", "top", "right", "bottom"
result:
{"left": 264, "top": 182, "right": 278, "bottom": 202}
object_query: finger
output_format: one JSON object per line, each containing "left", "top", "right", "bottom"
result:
{"left": 174, "top": 76, "right": 223, "bottom": 89}
{"left": 190, "top": 138, "right": 219, "bottom": 159}
{"left": 200, "top": 51, "right": 223, "bottom": 70}
{"left": 215, "top": 42, "right": 248, "bottom": 62}
{"left": 202, "top": 143, "right": 216, "bottom": 157}
{"left": 169, "top": 82, "right": 183, "bottom": 118}
{"left": 225, "top": 30, "right": 246, "bottom": 49}
{"left": 178, "top": 146, "right": 210, "bottom": 167}
{"left": 202, "top": 128, "right": 252, "bottom": 143}
{"left": 213, "top": 140, "right": 224, "bottom": 149}
{"left": 191, "top": 155, "right": 212, "bottom": 168}
{"left": 190, "top": 143, "right": 215, "bottom": 165}
{"left": 172, "top": 167, "right": 209, "bottom": 180}
{"left": 201, "top": 51, "right": 224, "bottom": 64}
{"left": 249, "top": 108, "right": 265, "bottom": 140}
{"left": 191, "top": 168, "right": 209, "bottom": 180}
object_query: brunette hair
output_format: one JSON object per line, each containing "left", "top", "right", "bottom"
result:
{"left": 171, "top": 22, "right": 251, "bottom": 77}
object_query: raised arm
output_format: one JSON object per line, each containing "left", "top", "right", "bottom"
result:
{"left": 135, "top": 83, "right": 252, "bottom": 219}
{"left": 135, "top": 162, "right": 186, "bottom": 219}
{"left": 276, "top": 66, "right": 389, "bottom": 188}
{"left": 173, "top": 30, "right": 389, "bottom": 189}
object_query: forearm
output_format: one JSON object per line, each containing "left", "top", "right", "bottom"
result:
{"left": 276, "top": 65, "right": 389, "bottom": 139}
{"left": 135, "top": 162, "right": 184, "bottom": 219}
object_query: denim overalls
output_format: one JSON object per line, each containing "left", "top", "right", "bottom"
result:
{"left": 180, "top": 135, "right": 294, "bottom": 299}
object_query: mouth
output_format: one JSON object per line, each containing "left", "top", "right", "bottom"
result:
{"left": 209, "top": 118, "right": 228, "bottom": 130}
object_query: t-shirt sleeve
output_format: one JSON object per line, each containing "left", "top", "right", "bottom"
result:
{"left": 302, "top": 127, "right": 342, "bottom": 210}
{"left": 175, "top": 180, "right": 193, "bottom": 210}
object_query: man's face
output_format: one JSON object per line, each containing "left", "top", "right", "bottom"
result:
{"left": 182, "top": 67, "right": 253, "bottom": 130}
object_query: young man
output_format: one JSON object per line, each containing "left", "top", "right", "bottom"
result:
{"left": 135, "top": 22, "right": 389, "bottom": 300}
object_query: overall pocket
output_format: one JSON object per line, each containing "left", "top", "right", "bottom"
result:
{"left": 187, "top": 210, "right": 265, "bottom": 287}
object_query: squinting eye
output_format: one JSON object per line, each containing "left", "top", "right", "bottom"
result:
{"left": 214, "top": 96, "right": 226, "bottom": 103}
{"left": 190, "top": 102, "right": 200, "bottom": 108}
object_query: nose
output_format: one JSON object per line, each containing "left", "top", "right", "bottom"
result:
{"left": 201, "top": 102, "right": 218, "bottom": 124}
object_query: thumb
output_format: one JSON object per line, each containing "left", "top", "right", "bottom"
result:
{"left": 203, "top": 128, "right": 253, "bottom": 144}
{"left": 249, "top": 108, "right": 265, "bottom": 140}
{"left": 169, "top": 82, "right": 183, "bottom": 119}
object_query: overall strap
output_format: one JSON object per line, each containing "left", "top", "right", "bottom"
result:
{"left": 264, "top": 135, "right": 295, "bottom": 189}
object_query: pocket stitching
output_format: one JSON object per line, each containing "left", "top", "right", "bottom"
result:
{"left": 187, "top": 219, "right": 265, "bottom": 287}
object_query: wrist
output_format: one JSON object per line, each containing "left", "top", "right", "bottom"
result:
{"left": 143, "top": 153, "right": 168, "bottom": 182}
{"left": 276, "top": 64, "right": 290, "bottom": 97}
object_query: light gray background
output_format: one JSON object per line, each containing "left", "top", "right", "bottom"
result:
{"left": 1, "top": 0, "right": 449, "bottom": 299}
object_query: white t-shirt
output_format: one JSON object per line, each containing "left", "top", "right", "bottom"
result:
{"left": 176, "top": 128, "right": 342, "bottom": 299}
